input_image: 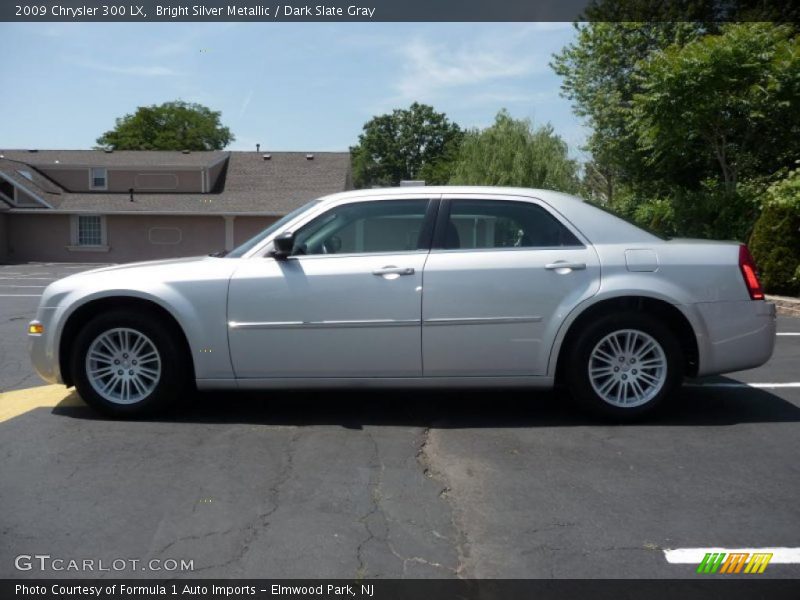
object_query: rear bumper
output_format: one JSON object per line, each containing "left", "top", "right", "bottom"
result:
{"left": 694, "top": 300, "right": 776, "bottom": 377}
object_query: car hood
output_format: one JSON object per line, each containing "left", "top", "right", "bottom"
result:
{"left": 79, "top": 255, "right": 213, "bottom": 275}
{"left": 40, "top": 256, "right": 239, "bottom": 307}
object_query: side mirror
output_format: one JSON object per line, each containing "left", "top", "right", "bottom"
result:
{"left": 270, "top": 232, "right": 295, "bottom": 260}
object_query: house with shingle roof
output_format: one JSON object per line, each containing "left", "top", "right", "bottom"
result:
{"left": 0, "top": 149, "right": 352, "bottom": 263}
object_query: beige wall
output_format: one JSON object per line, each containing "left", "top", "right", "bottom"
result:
{"left": 6, "top": 214, "right": 282, "bottom": 263}
{"left": 0, "top": 213, "right": 8, "bottom": 263}
{"left": 6, "top": 213, "right": 71, "bottom": 262}
{"left": 39, "top": 168, "right": 204, "bottom": 193}
{"left": 6, "top": 213, "right": 228, "bottom": 263}
{"left": 233, "top": 216, "right": 276, "bottom": 246}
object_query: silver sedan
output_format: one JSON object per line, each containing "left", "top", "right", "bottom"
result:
{"left": 28, "top": 187, "right": 776, "bottom": 419}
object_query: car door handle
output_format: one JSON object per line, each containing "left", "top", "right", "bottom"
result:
{"left": 545, "top": 261, "right": 586, "bottom": 271}
{"left": 372, "top": 266, "right": 415, "bottom": 276}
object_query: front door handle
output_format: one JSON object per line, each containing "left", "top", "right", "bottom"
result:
{"left": 372, "top": 266, "right": 415, "bottom": 276}
{"left": 545, "top": 261, "right": 586, "bottom": 271}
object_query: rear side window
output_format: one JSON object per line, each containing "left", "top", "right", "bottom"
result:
{"left": 442, "top": 199, "right": 582, "bottom": 249}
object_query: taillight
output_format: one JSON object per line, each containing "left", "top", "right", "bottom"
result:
{"left": 739, "top": 244, "right": 764, "bottom": 300}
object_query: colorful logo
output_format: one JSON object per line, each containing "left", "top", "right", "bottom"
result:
{"left": 696, "top": 552, "right": 773, "bottom": 574}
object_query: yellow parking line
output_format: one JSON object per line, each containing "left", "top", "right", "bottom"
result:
{"left": 0, "top": 385, "right": 84, "bottom": 423}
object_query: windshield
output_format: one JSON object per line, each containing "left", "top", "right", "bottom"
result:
{"left": 226, "top": 199, "right": 321, "bottom": 258}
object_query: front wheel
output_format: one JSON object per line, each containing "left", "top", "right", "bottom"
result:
{"left": 565, "top": 313, "right": 683, "bottom": 420}
{"left": 71, "top": 310, "right": 189, "bottom": 418}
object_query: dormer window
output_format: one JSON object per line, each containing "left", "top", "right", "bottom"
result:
{"left": 90, "top": 167, "right": 107, "bottom": 190}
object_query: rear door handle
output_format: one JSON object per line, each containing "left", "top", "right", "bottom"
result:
{"left": 545, "top": 261, "right": 586, "bottom": 271}
{"left": 372, "top": 266, "right": 415, "bottom": 276}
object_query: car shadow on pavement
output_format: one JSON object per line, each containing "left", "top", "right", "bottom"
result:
{"left": 51, "top": 377, "right": 800, "bottom": 428}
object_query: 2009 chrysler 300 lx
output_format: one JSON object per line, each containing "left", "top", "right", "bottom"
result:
{"left": 28, "top": 187, "right": 776, "bottom": 419}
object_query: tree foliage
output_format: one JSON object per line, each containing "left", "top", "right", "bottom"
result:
{"left": 632, "top": 24, "right": 800, "bottom": 194}
{"left": 749, "top": 168, "right": 800, "bottom": 295}
{"left": 552, "top": 18, "right": 800, "bottom": 245}
{"left": 551, "top": 21, "right": 706, "bottom": 200}
{"left": 449, "top": 111, "right": 579, "bottom": 193}
{"left": 350, "top": 103, "right": 463, "bottom": 188}
{"left": 96, "top": 101, "right": 234, "bottom": 151}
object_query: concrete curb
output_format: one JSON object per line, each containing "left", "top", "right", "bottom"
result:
{"left": 767, "top": 295, "right": 800, "bottom": 318}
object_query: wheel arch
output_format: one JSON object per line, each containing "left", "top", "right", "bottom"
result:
{"left": 551, "top": 295, "right": 700, "bottom": 384}
{"left": 59, "top": 295, "right": 195, "bottom": 387}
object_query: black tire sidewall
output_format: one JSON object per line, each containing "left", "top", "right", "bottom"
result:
{"left": 70, "top": 310, "right": 188, "bottom": 417}
{"left": 566, "top": 312, "right": 683, "bottom": 420}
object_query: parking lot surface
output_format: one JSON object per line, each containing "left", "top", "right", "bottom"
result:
{"left": 1, "top": 262, "right": 799, "bottom": 579}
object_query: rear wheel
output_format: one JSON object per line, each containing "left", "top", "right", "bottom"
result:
{"left": 565, "top": 312, "right": 683, "bottom": 420}
{"left": 71, "top": 310, "right": 189, "bottom": 417}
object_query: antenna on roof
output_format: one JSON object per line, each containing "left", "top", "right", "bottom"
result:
{"left": 129, "top": 188, "right": 135, "bottom": 202}
{"left": 256, "top": 143, "right": 260, "bottom": 152}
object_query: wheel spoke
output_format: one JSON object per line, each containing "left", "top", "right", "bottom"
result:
{"left": 588, "top": 328, "right": 667, "bottom": 409}
{"left": 86, "top": 327, "right": 161, "bottom": 405}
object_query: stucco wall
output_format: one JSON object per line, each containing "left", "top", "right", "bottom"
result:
{"left": 234, "top": 216, "right": 276, "bottom": 246}
{"left": 6, "top": 213, "right": 70, "bottom": 263}
{"left": 0, "top": 213, "right": 8, "bottom": 263}
{"left": 6, "top": 213, "right": 228, "bottom": 264}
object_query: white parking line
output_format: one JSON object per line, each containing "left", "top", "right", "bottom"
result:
{"left": 0, "top": 277, "right": 55, "bottom": 280}
{"left": 777, "top": 332, "right": 800, "bottom": 336}
{"left": 0, "top": 285, "right": 48, "bottom": 288}
{"left": 664, "top": 548, "right": 800, "bottom": 564}
{"left": 0, "top": 294, "right": 42, "bottom": 297}
{"left": 685, "top": 382, "right": 800, "bottom": 389}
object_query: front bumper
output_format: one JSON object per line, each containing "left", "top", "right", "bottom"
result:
{"left": 694, "top": 300, "right": 776, "bottom": 377}
{"left": 28, "top": 307, "right": 63, "bottom": 385}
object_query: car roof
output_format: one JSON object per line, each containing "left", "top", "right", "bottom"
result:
{"left": 316, "top": 186, "right": 584, "bottom": 205}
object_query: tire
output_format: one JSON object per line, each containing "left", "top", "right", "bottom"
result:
{"left": 565, "top": 312, "right": 683, "bottom": 421}
{"left": 70, "top": 309, "right": 190, "bottom": 418}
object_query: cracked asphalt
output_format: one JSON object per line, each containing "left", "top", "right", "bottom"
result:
{"left": 1, "top": 263, "right": 799, "bottom": 579}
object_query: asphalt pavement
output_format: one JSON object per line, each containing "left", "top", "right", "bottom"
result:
{"left": 1, "top": 262, "right": 799, "bottom": 579}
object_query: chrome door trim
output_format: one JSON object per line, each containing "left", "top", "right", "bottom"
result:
{"left": 423, "top": 316, "right": 542, "bottom": 326}
{"left": 229, "top": 319, "right": 420, "bottom": 330}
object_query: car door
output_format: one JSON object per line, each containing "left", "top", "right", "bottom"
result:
{"left": 422, "top": 194, "right": 601, "bottom": 376}
{"left": 227, "top": 196, "right": 437, "bottom": 379}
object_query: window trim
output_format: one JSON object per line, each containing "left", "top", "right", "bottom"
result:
{"left": 89, "top": 167, "right": 108, "bottom": 191}
{"left": 432, "top": 197, "right": 586, "bottom": 251}
{"left": 68, "top": 214, "right": 109, "bottom": 252}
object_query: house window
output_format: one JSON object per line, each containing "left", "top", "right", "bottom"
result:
{"left": 90, "top": 167, "right": 107, "bottom": 190}
{"left": 76, "top": 216, "right": 105, "bottom": 246}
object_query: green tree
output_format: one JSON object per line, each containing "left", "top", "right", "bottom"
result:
{"left": 449, "top": 110, "right": 579, "bottom": 193}
{"left": 551, "top": 21, "right": 706, "bottom": 201}
{"left": 350, "top": 103, "right": 463, "bottom": 188}
{"left": 749, "top": 168, "right": 800, "bottom": 295}
{"left": 96, "top": 101, "right": 234, "bottom": 151}
{"left": 632, "top": 23, "right": 800, "bottom": 195}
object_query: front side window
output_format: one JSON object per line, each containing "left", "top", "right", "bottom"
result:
{"left": 443, "top": 199, "right": 582, "bottom": 250}
{"left": 77, "top": 215, "right": 104, "bottom": 246}
{"left": 292, "top": 199, "right": 430, "bottom": 256}
{"left": 90, "top": 167, "right": 107, "bottom": 190}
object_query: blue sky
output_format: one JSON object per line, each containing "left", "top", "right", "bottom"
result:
{"left": 2, "top": 22, "right": 588, "bottom": 158}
